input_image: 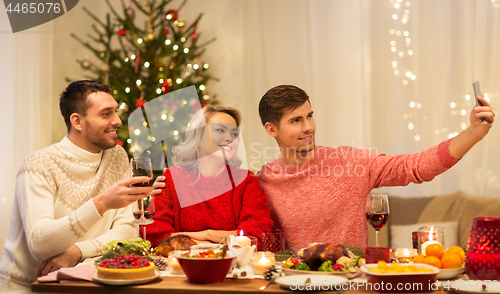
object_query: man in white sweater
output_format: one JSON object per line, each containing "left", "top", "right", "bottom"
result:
{"left": 0, "top": 80, "right": 156, "bottom": 293}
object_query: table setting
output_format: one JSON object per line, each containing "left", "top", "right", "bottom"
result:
{"left": 32, "top": 192, "right": 500, "bottom": 293}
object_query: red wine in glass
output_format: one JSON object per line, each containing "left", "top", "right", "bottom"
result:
{"left": 133, "top": 211, "right": 155, "bottom": 220}
{"left": 366, "top": 194, "right": 390, "bottom": 247}
{"left": 366, "top": 212, "right": 389, "bottom": 230}
{"left": 131, "top": 157, "right": 155, "bottom": 228}
{"left": 132, "top": 179, "right": 153, "bottom": 187}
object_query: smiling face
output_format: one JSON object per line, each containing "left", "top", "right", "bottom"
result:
{"left": 198, "top": 112, "right": 239, "bottom": 161}
{"left": 79, "top": 91, "right": 122, "bottom": 152}
{"left": 265, "top": 101, "right": 316, "bottom": 163}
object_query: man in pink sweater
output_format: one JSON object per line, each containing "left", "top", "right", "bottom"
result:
{"left": 257, "top": 85, "right": 495, "bottom": 249}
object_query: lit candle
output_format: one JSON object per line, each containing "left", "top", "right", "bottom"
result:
{"left": 234, "top": 230, "right": 251, "bottom": 247}
{"left": 251, "top": 252, "right": 275, "bottom": 275}
{"left": 394, "top": 248, "right": 418, "bottom": 263}
{"left": 168, "top": 252, "right": 184, "bottom": 275}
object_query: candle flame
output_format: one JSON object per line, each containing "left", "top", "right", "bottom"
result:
{"left": 239, "top": 230, "right": 244, "bottom": 237}
{"left": 259, "top": 257, "right": 270, "bottom": 263}
{"left": 403, "top": 248, "right": 409, "bottom": 256}
{"left": 429, "top": 227, "right": 434, "bottom": 241}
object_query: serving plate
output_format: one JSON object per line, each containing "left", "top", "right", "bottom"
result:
{"left": 361, "top": 264, "right": 440, "bottom": 292}
{"left": 92, "top": 270, "right": 160, "bottom": 286}
{"left": 275, "top": 274, "right": 349, "bottom": 291}
{"left": 436, "top": 267, "right": 464, "bottom": 280}
{"left": 282, "top": 268, "right": 362, "bottom": 279}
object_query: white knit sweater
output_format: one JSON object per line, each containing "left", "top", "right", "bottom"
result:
{"left": 0, "top": 137, "right": 137, "bottom": 293}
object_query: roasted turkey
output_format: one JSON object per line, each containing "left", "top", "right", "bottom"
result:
{"left": 302, "top": 243, "right": 350, "bottom": 270}
{"left": 153, "top": 234, "right": 197, "bottom": 257}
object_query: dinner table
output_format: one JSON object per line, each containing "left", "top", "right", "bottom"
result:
{"left": 32, "top": 275, "right": 460, "bottom": 294}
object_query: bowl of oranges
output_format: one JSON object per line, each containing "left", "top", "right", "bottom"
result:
{"left": 414, "top": 244, "right": 465, "bottom": 280}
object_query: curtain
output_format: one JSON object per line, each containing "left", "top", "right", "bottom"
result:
{"left": 1, "top": 0, "right": 499, "bottom": 256}
{"left": 0, "top": 7, "right": 54, "bottom": 257}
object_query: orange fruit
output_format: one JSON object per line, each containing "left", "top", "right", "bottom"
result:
{"left": 445, "top": 246, "right": 465, "bottom": 263}
{"left": 414, "top": 254, "right": 425, "bottom": 264}
{"left": 441, "top": 252, "right": 463, "bottom": 269}
{"left": 425, "top": 243, "right": 445, "bottom": 258}
{"left": 423, "top": 256, "right": 442, "bottom": 269}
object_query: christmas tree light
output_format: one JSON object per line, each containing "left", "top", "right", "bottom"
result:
{"left": 69, "top": 0, "right": 218, "bottom": 158}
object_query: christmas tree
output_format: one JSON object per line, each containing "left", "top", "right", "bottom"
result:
{"left": 70, "top": 0, "right": 217, "bottom": 161}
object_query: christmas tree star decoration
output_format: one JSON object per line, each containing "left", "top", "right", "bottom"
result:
{"left": 70, "top": 0, "right": 218, "bottom": 158}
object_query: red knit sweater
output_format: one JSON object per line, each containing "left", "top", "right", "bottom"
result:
{"left": 146, "top": 165, "right": 273, "bottom": 248}
{"left": 257, "top": 140, "right": 460, "bottom": 249}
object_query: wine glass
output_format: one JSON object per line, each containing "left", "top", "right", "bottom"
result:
{"left": 131, "top": 157, "right": 155, "bottom": 226}
{"left": 366, "top": 193, "right": 390, "bottom": 247}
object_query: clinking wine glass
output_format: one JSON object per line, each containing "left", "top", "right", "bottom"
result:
{"left": 131, "top": 157, "right": 155, "bottom": 226}
{"left": 366, "top": 193, "right": 390, "bottom": 247}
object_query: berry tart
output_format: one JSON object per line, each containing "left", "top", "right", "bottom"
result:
{"left": 97, "top": 254, "right": 155, "bottom": 280}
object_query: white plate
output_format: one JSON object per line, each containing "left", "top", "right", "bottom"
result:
{"left": 92, "top": 270, "right": 160, "bottom": 286}
{"left": 448, "top": 279, "right": 500, "bottom": 293}
{"left": 190, "top": 244, "right": 220, "bottom": 250}
{"left": 282, "top": 268, "right": 362, "bottom": 279}
{"left": 437, "top": 267, "right": 464, "bottom": 280}
{"left": 275, "top": 274, "right": 349, "bottom": 291}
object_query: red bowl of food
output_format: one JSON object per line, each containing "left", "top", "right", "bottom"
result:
{"left": 174, "top": 250, "right": 237, "bottom": 284}
{"left": 361, "top": 263, "right": 440, "bottom": 293}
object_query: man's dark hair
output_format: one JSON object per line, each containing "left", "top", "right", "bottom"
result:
{"left": 258, "top": 85, "right": 311, "bottom": 127}
{"left": 59, "top": 80, "right": 111, "bottom": 132}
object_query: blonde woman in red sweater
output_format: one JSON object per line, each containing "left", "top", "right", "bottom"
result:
{"left": 147, "top": 105, "right": 273, "bottom": 247}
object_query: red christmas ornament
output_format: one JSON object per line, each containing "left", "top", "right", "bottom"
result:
{"left": 190, "top": 30, "right": 197, "bottom": 42}
{"left": 117, "top": 139, "right": 123, "bottom": 146}
{"left": 201, "top": 102, "right": 208, "bottom": 108}
{"left": 163, "top": 28, "right": 169, "bottom": 35}
{"left": 162, "top": 81, "right": 170, "bottom": 94}
{"left": 118, "top": 26, "right": 126, "bottom": 36}
{"left": 165, "top": 9, "right": 178, "bottom": 21}
{"left": 136, "top": 98, "right": 146, "bottom": 108}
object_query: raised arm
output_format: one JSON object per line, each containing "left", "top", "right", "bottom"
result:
{"left": 449, "top": 95, "right": 495, "bottom": 159}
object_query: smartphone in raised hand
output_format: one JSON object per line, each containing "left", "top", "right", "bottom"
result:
{"left": 473, "top": 81, "right": 485, "bottom": 121}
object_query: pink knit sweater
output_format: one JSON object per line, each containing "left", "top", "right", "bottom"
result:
{"left": 257, "top": 140, "right": 459, "bottom": 249}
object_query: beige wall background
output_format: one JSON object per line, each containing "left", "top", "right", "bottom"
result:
{"left": 1, "top": 0, "right": 499, "bottom": 257}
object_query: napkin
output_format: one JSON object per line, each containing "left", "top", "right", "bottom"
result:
{"left": 37, "top": 264, "right": 96, "bottom": 283}
{"left": 227, "top": 235, "right": 256, "bottom": 267}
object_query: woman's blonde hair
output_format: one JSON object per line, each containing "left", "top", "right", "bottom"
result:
{"left": 172, "top": 105, "right": 242, "bottom": 168}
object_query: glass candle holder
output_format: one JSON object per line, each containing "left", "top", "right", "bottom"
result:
{"left": 412, "top": 231, "right": 419, "bottom": 249}
{"left": 394, "top": 248, "right": 418, "bottom": 263}
{"left": 168, "top": 251, "right": 184, "bottom": 275}
{"left": 262, "top": 230, "right": 285, "bottom": 253}
{"left": 418, "top": 226, "right": 444, "bottom": 255}
{"left": 465, "top": 216, "right": 500, "bottom": 280}
{"left": 248, "top": 236, "right": 258, "bottom": 248}
{"left": 365, "top": 247, "right": 392, "bottom": 264}
{"left": 251, "top": 251, "right": 276, "bottom": 275}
